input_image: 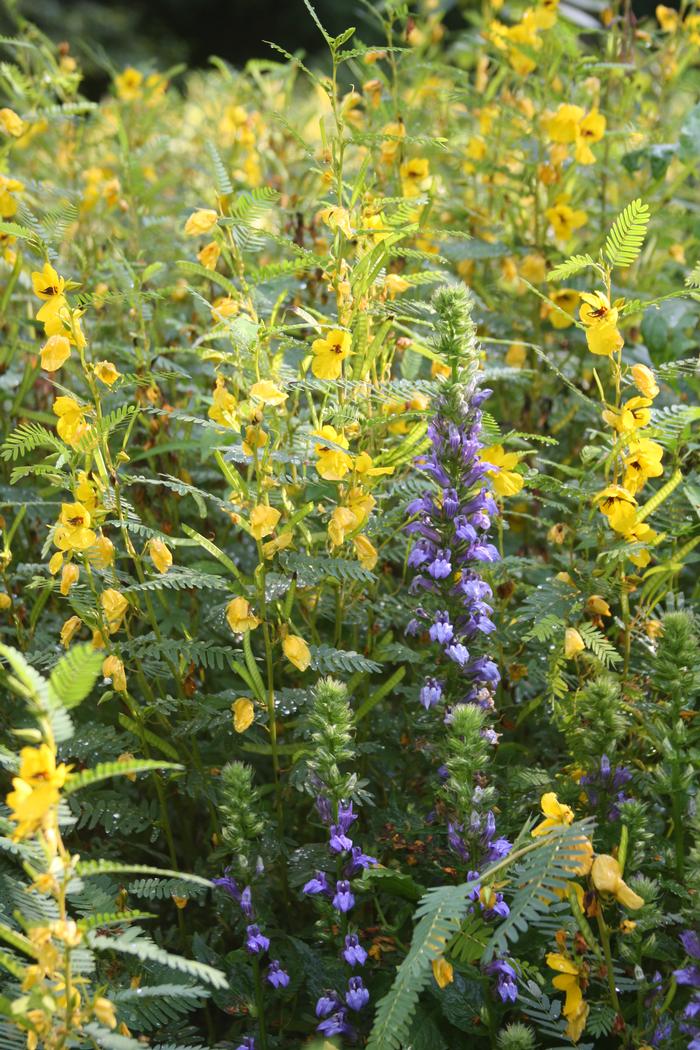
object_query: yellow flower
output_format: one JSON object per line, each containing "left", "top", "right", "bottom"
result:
{"left": 564, "top": 628, "right": 585, "bottom": 659}
{"left": 480, "top": 445, "right": 525, "bottom": 497}
{"left": 148, "top": 538, "right": 173, "bottom": 574}
{"left": 0, "top": 107, "right": 25, "bottom": 137}
{"left": 400, "top": 157, "right": 431, "bottom": 197}
{"left": 354, "top": 451, "right": 395, "bottom": 477}
{"left": 32, "top": 262, "right": 65, "bottom": 300}
{"left": 329, "top": 506, "right": 360, "bottom": 547}
{"left": 656, "top": 4, "right": 679, "bottom": 30}
{"left": 546, "top": 953, "right": 588, "bottom": 1042}
{"left": 623, "top": 436, "right": 663, "bottom": 494}
{"left": 93, "top": 997, "right": 117, "bottom": 1030}
{"left": 60, "top": 615, "right": 82, "bottom": 647}
{"left": 208, "top": 377, "right": 238, "bottom": 428}
{"left": 6, "top": 744, "right": 71, "bottom": 839}
{"left": 602, "top": 396, "right": 652, "bottom": 433}
{"left": 54, "top": 503, "right": 97, "bottom": 552}
{"left": 232, "top": 697, "right": 255, "bottom": 733}
{"left": 505, "top": 343, "right": 527, "bottom": 367}
{"left": 314, "top": 426, "right": 353, "bottom": 481}
{"left": 102, "top": 655, "right": 126, "bottom": 693}
{"left": 546, "top": 200, "right": 587, "bottom": 241}
{"left": 184, "top": 208, "right": 218, "bottom": 236}
{"left": 532, "top": 791, "right": 574, "bottom": 836}
{"left": 243, "top": 424, "right": 267, "bottom": 457}
{"left": 90, "top": 535, "right": 115, "bottom": 569}
{"left": 311, "top": 329, "right": 353, "bottom": 381}
{"left": 37, "top": 334, "right": 70, "bottom": 374}
{"left": 542, "top": 289, "right": 579, "bottom": 328}
{"left": 586, "top": 321, "right": 623, "bottom": 357}
{"left": 0, "top": 592, "right": 12, "bottom": 610}
{"left": 630, "top": 363, "right": 659, "bottom": 399}
{"left": 226, "top": 596, "right": 261, "bottom": 634}
{"left": 384, "top": 273, "right": 410, "bottom": 298}
{"left": 250, "top": 380, "right": 287, "bottom": 406}
{"left": 594, "top": 485, "right": 638, "bottom": 533}
{"left": 60, "top": 563, "right": 80, "bottom": 596}
{"left": 115, "top": 67, "right": 143, "bottom": 100}
{"left": 432, "top": 957, "right": 454, "bottom": 989}
{"left": 211, "top": 296, "right": 239, "bottom": 321}
{"left": 318, "top": 205, "right": 354, "bottom": 239}
{"left": 591, "top": 854, "right": 644, "bottom": 909}
{"left": 198, "top": 241, "right": 221, "bottom": 269}
{"left": 544, "top": 103, "right": 584, "bottom": 144}
{"left": 94, "top": 361, "right": 121, "bottom": 387}
{"left": 622, "top": 521, "right": 658, "bottom": 568}
{"left": 101, "top": 589, "right": 129, "bottom": 634}
{"left": 53, "top": 396, "right": 90, "bottom": 447}
{"left": 250, "top": 505, "right": 281, "bottom": 540}
{"left": 574, "top": 109, "right": 606, "bottom": 165}
{"left": 353, "top": 534, "right": 378, "bottom": 570}
{"left": 283, "top": 634, "right": 311, "bottom": 671}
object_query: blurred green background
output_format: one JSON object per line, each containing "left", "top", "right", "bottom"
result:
{"left": 1, "top": 0, "right": 666, "bottom": 97}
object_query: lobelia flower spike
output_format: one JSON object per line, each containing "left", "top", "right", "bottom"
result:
{"left": 405, "top": 285, "right": 513, "bottom": 1000}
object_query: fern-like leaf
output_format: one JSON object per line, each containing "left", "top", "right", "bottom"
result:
{"left": 604, "top": 199, "right": 650, "bottom": 268}
{"left": 546, "top": 254, "right": 596, "bottom": 281}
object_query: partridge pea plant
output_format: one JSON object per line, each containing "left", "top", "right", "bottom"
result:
{"left": 0, "top": 1, "right": 699, "bottom": 1048}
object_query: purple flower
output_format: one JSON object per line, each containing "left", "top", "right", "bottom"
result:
{"left": 446, "top": 642, "right": 470, "bottom": 666}
{"left": 333, "top": 880, "right": 355, "bottom": 913}
{"left": 485, "top": 958, "right": 518, "bottom": 1003}
{"left": 245, "top": 924, "right": 269, "bottom": 955}
{"left": 213, "top": 874, "right": 254, "bottom": 918}
{"left": 316, "top": 992, "right": 341, "bottom": 1018}
{"left": 420, "top": 677, "right": 443, "bottom": 709}
{"left": 303, "top": 871, "right": 331, "bottom": 897}
{"left": 346, "top": 845, "right": 377, "bottom": 875}
{"left": 315, "top": 795, "right": 332, "bottom": 824}
{"left": 235, "top": 1038, "right": 255, "bottom": 1050}
{"left": 343, "top": 934, "right": 367, "bottom": 968}
{"left": 266, "top": 960, "right": 290, "bottom": 989}
{"left": 429, "top": 611, "right": 454, "bottom": 644}
{"left": 681, "top": 931, "right": 700, "bottom": 960}
{"left": 317, "top": 1009, "right": 355, "bottom": 1039}
{"left": 346, "top": 976, "right": 370, "bottom": 1011}
{"left": 428, "top": 549, "right": 452, "bottom": 579}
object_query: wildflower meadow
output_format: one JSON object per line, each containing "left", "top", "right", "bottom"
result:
{"left": 0, "top": 0, "right": 699, "bottom": 1047}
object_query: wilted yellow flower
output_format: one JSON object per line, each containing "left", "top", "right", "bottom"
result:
{"left": 54, "top": 503, "right": 97, "bottom": 553}
{"left": 250, "top": 505, "right": 281, "bottom": 540}
{"left": 60, "top": 562, "right": 80, "bottom": 596}
{"left": 311, "top": 329, "right": 353, "bottom": 381}
{"left": 564, "top": 628, "right": 585, "bottom": 659}
{"left": 208, "top": 377, "right": 238, "bottom": 428}
{"left": 283, "top": 634, "right": 311, "bottom": 671}
{"left": 148, "top": 538, "right": 173, "bottom": 574}
{"left": 94, "top": 361, "right": 121, "bottom": 387}
{"left": 60, "top": 615, "right": 82, "bottom": 647}
{"left": 591, "top": 854, "right": 644, "bottom": 909}
{"left": 353, "top": 534, "right": 378, "bottom": 570}
{"left": 585, "top": 594, "right": 611, "bottom": 617}
{"left": 594, "top": 485, "right": 637, "bottom": 533}
{"left": 480, "top": 445, "right": 525, "bottom": 497}
{"left": 232, "top": 697, "right": 255, "bottom": 733}
{"left": 226, "top": 596, "right": 261, "bottom": 634}
{"left": 184, "top": 208, "right": 218, "bottom": 236}
{"left": 630, "top": 363, "right": 659, "bottom": 399}
{"left": 40, "top": 334, "right": 71, "bottom": 372}
{"left": 103, "top": 655, "right": 126, "bottom": 693}
{"left": 432, "top": 957, "right": 454, "bottom": 989}
{"left": 532, "top": 791, "right": 574, "bottom": 836}
{"left": 101, "top": 589, "right": 129, "bottom": 634}
{"left": 314, "top": 426, "right": 353, "bottom": 481}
